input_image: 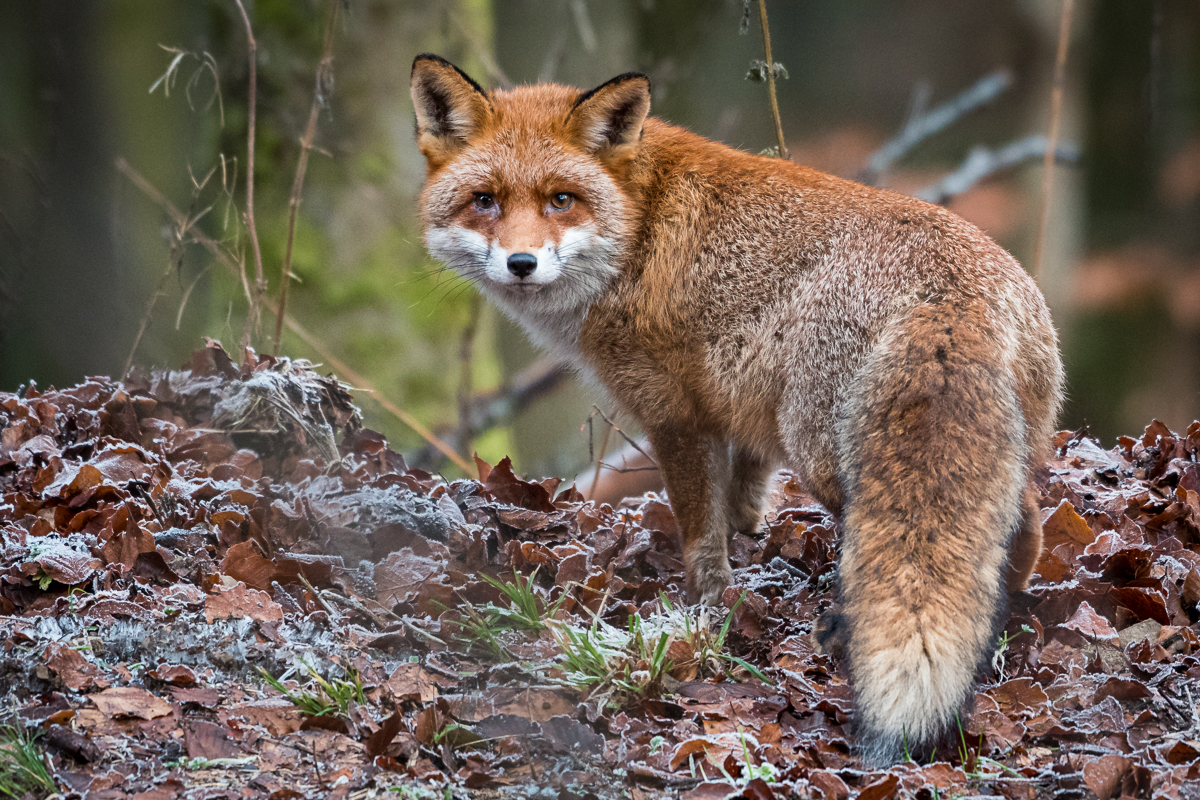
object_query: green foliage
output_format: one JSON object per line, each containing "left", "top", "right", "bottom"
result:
{"left": 258, "top": 660, "right": 365, "bottom": 718}
{"left": 992, "top": 623, "right": 1035, "bottom": 680}
{"left": 442, "top": 568, "right": 566, "bottom": 659}
{"left": 478, "top": 568, "right": 565, "bottom": 634}
{"left": 0, "top": 720, "right": 55, "bottom": 799}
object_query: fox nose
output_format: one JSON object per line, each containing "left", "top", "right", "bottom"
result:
{"left": 506, "top": 252, "right": 537, "bottom": 278}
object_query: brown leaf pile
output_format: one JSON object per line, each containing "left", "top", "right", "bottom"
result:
{"left": 2, "top": 342, "right": 1199, "bottom": 799}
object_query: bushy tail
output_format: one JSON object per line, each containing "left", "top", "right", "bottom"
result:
{"left": 837, "top": 299, "right": 1026, "bottom": 767}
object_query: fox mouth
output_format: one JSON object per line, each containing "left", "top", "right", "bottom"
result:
{"left": 500, "top": 281, "right": 547, "bottom": 295}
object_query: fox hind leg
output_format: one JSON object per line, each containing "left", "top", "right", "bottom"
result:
{"left": 1005, "top": 486, "right": 1043, "bottom": 593}
{"left": 728, "top": 445, "right": 772, "bottom": 537}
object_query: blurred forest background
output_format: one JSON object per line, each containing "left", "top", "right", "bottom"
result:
{"left": 1, "top": 0, "right": 1198, "bottom": 480}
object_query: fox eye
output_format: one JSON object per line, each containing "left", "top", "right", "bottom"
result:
{"left": 473, "top": 193, "right": 495, "bottom": 210}
{"left": 549, "top": 192, "right": 574, "bottom": 211}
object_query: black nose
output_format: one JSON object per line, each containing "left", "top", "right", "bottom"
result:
{"left": 506, "top": 252, "right": 537, "bottom": 278}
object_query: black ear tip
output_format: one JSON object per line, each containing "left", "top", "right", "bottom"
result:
{"left": 572, "top": 71, "right": 653, "bottom": 111}
{"left": 410, "top": 53, "right": 490, "bottom": 100}
{"left": 412, "top": 53, "right": 452, "bottom": 75}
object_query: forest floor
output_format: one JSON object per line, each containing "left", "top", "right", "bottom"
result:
{"left": 1, "top": 342, "right": 1199, "bottom": 800}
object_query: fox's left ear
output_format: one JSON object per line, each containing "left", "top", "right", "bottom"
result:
{"left": 568, "top": 73, "right": 651, "bottom": 163}
{"left": 411, "top": 54, "right": 491, "bottom": 167}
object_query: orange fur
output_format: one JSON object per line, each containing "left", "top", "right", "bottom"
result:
{"left": 410, "top": 55, "right": 1064, "bottom": 767}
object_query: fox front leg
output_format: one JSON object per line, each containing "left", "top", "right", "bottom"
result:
{"left": 647, "top": 426, "right": 733, "bottom": 605}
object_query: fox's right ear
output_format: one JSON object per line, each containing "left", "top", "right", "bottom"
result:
{"left": 410, "top": 54, "right": 491, "bottom": 166}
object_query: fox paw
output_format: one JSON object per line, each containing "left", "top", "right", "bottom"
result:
{"left": 811, "top": 610, "right": 848, "bottom": 660}
{"left": 727, "top": 500, "right": 766, "bottom": 538}
{"left": 688, "top": 560, "right": 733, "bottom": 606}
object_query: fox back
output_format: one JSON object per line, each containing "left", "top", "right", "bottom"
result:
{"left": 410, "top": 54, "right": 1064, "bottom": 768}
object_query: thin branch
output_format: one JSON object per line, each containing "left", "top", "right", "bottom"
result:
{"left": 115, "top": 156, "right": 474, "bottom": 476}
{"left": 125, "top": 261, "right": 178, "bottom": 378}
{"left": 861, "top": 69, "right": 1013, "bottom": 185}
{"left": 915, "top": 135, "right": 1080, "bottom": 206}
{"left": 124, "top": 169, "right": 215, "bottom": 375}
{"left": 456, "top": 295, "right": 482, "bottom": 459}
{"left": 756, "top": 0, "right": 788, "bottom": 159}
{"left": 1034, "top": 0, "right": 1076, "bottom": 280}
{"left": 450, "top": 14, "right": 514, "bottom": 90}
{"left": 590, "top": 406, "right": 657, "bottom": 469}
{"left": 280, "top": 317, "right": 475, "bottom": 475}
{"left": 273, "top": 0, "right": 339, "bottom": 355}
{"left": 232, "top": 0, "right": 266, "bottom": 355}
{"left": 587, "top": 417, "right": 613, "bottom": 500}
{"left": 408, "top": 358, "right": 570, "bottom": 468}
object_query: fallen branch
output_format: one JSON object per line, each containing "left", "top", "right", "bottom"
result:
{"left": 861, "top": 69, "right": 1012, "bottom": 185}
{"left": 232, "top": 0, "right": 266, "bottom": 354}
{"left": 273, "top": 0, "right": 339, "bottom": 355}
{"left": 114, "top": 156, "right": 473, "bottom": 475}
{"left": 915, "top": 135, "right": 1080, "bottom": 206}
{"left": 1034, "top": 0, "right": 1076, "bottom": 279}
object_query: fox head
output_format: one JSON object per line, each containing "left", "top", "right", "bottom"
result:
{"left": 410, "top": 54, "right": 650, "bottom": 318}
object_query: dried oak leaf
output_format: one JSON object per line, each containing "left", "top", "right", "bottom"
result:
{"left": 365, "top": 711, "right": 404, "bottom": 759}
{"left": 1042, "top": 499, "right": 1096, "bottom": 549}
{"left": 90, "top": 687, "right": 173, "bottom": 720}
{"left": 1083, "top": 754, "right": 1132, "bottom": 800}
{"left": 220, "top": 540, "right": 276, "bottom": 591}
{"left": 205, "top": 581, "right": 283, "bottom": 624}
{"left": 987, "top": 677, "right": 1050, "bottom": 719}
{"left": 146, "top": 664, "right": 198, "bottom": 686}
{"left": 855, "top": 774, "right": 899, "bottom": 800}
{"left": 222, "top": 698, "right": 303, "bottom": 737}
{"left": 482, "top": 456, "right": 555, "bottom": 512}
{"left": 374, "top": 547, "right": 450, "bottom": 608}
{"left": 183, "top": 719, "right": 243, "bottom": 760}
{"left": 808, "top": 770, "right": 851, "bottom": 800}
{"left": 44, "top": 642, "right": 108, "bottom": 691}
{"left": 22, "top": 540, "right": 102, "bottom": 586}
{"left": 1061, "top": 600, "right": 1118, "bottom": 641}
{"left": 387, "top": 662, "right": 438, "bottom": 703}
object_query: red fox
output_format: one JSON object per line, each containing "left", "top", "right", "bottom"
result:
{"left": 410, "top": 54, "right": 1064, "bottom": 766}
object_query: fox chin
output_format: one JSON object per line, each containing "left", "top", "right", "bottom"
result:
{"left": 408, "top": 52, "right": 1064, "bottom": 768}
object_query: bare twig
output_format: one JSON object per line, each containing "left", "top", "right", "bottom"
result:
{"left": 756, "top": 0, "right": 788, "bottom": 159}
{"left": 232, "top": 0, "right": 266, "bottom": 355}
{"left": 283, "top": 316, "right": 475, "bottom": 474}
{"left": 596, "top": 461, "right": 658, "bottom": 474}
{"left": 409, "top": 358, "right": 570, "bottom": 468}
{"left": 861, "top": 70, "right": 1013, "bottom": 185}
{"left": 115, "top": 157, "right": 474, "bottom": 475}
{"left": 915, "top": 135, "right": 1080, "bottom": 206}
{"left": 568, "top": 0, "right": 597, "bottom": 52}
{"left": 124, "top": 169, "right": 215, "bottom": 376}
{"left": 456, "top": 295, "right": 482, "bottom": 459}
{"left": 319, "top": 589, "right": 389, "bottom": 630}
{"left": 273, "top": 0, "right": 340, "bottom": 355}
{"left": 298, "top": 573, "right": 338, "bottom": 618}
{"left": 1033, "top": 0, "right": 1076, "bottom": 280}
{"left": 590, "top": 406, "right": 657, "bottom": 468}
{"left": 587, "top": 417, "right": 613, "bottom": 500}
{"left": 450, "top": 15, "right": 513, "bottom": 90}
